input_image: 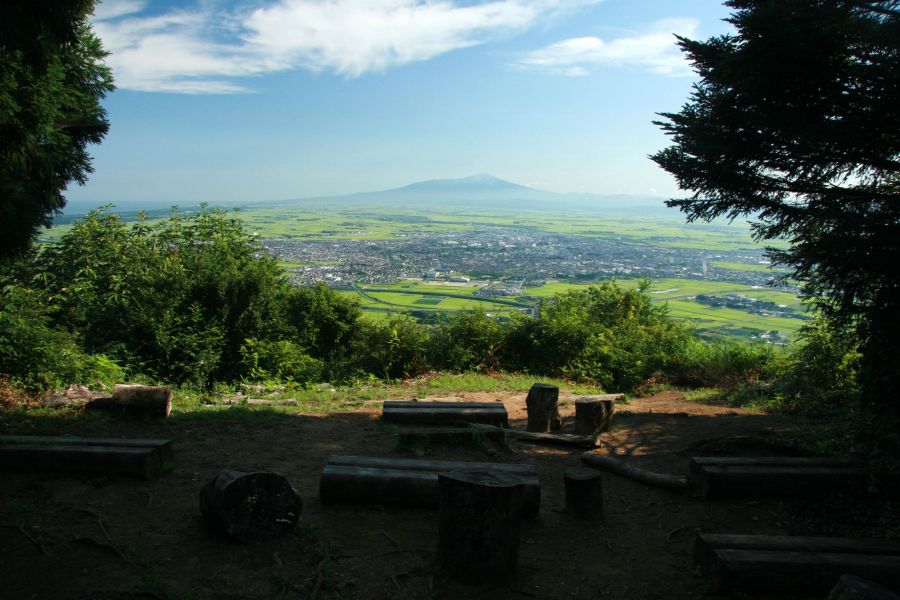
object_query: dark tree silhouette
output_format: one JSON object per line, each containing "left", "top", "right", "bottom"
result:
{"left": 0, "top": 0, "right": 114, "bottom": 259}
{"left": 652, "top": 1, "right": 900, "bottom": 436}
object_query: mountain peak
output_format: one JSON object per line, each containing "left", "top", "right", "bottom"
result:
{"left": 398, "top": 173, "right": 528, "bottom": 193}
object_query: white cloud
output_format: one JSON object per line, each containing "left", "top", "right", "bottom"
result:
{"left": 93, "top": 0, "right": 147, "bottom": 21}
{"left": 92, "top": 0, "right": 600, "bottom": 94}
{"left": 516, "top": 17, "right": 700, "bottom": 77}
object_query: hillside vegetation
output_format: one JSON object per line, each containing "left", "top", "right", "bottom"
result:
{"left": 1, "top": 209, "right": 860, "bottom": 434}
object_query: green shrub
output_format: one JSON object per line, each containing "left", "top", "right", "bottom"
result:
{"left": 426, "top": 310, "right": 504, "bottom": 372}
{"left": 0, "top": 283, "right": 124, "bottom": 390}
{"left": 351, "top": 315, "right": 427, "bottom": 380}
{"left": 240, "top": 338, "right": 323, "bottom": 385}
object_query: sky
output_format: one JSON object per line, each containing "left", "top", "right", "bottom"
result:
{"left": 66, "top": 0, "right": 736, "bottom": 209}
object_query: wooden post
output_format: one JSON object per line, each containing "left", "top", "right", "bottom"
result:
{"left": 86, "top": 384, "right": 172, "bottom": 418}
{"left": 564, "top": 466, "right": 604, "bottom": 520}
{"left": 437, "top": 469, "right": 525, "bottom": 584}
{"left": 199, "top": 470, "right": 302, "bottom": 543}
{"left": 574, "top": 395, "right": 618, "bottom": 435}
{"left": 525, "top": 383, "right": 560, "bottom": 432}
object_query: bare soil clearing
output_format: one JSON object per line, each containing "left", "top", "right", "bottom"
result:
{"left": 0, "top": 391, "right": 877, "bottom": 599}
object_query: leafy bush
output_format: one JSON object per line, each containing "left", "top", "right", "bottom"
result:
{"left": 351, "top": 315, "right": 427, "bottom": 380}
{"left": 502, "top": 281, "right": 693, "bottom": 390}
{"left": 0, "top": 283, "right": 123, "bottom": 390}
{"left": 426, "top": 310, "right": 504, "bottom": 372}
{"left": 32, "top": 208, "right": 287, "bottom": 386}
{"left": 768, "top": 319, "right": 861, "bottom": 416}
{"left": 239, "top": 338, "right": 323, "bottom": 385}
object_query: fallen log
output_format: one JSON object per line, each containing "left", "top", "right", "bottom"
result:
{"left": 708, "top": 548, "right": 900, "bottom": 595}
{"left": 574, "top": 394, "right": 621, "bottom": 435}
{"left": 381, "top": 401, "right": 508, "bottom": 426}
{"left": 199, "top": 470, "right": 302, "bottom": 543}
{"left": 0, "top": 435, "right": 174, "bottom": 465}
{"left": 86, "top": 384, "right": 172, "bottom": 418}
{"left": 0, "top": 444, "right": 165, "bottom": 479}
{"left": 689, "top": 457, "right": 868, "bottom": 498}
{"left": 695, "top": 533, "right": 900, "bottom": 573}
{"left": 525, "top": 383, "right": 560, "bottom": 432}
{"left": 320, "top": 455, "right": 540, "bottom": 516}
{"left": 580, "top": 453, "right": 688, "bottom": 491}
{"left": 437, "top": 470, "right": 524, "bottom": 584}
{"left": 469, "top": 423, "right": 598, "bottom": 448}
{"left": 830, "top": 575, "right": 900, "bottom": 600}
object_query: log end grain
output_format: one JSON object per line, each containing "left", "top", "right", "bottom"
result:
{"left": 200, "top": 470, "right": 302, "bottom": 543}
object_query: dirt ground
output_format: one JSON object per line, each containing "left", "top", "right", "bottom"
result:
{"left": 0, "top": 391, "right": 873, "bottom": 599}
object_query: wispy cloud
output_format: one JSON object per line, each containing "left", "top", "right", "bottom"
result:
{"left": 92, "top": 0, "right": 599, "bottom": 94}
{"left": 515, "top": 18, "right": 699, "bottom": 77}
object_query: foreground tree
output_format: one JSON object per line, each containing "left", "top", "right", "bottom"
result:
{"left": 652, "top": 1, "right": 900, "bottom": 442}
{"left": 0, "top": 0, "right": 113, "bottom": 259}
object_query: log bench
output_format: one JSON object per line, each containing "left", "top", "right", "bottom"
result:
{"left": 689, "top": 456, "right": 867, "bottom": 498}
{"left": 381, "top": 401, "right": 508, "bottom": 426}
{"left": 694, "top": 534, "right": 900, "bottom": 595}
{"left": 0, "top": 435, "right": 174, "bottom": 479}
{"left": 319, "top": 455, "right": 540, "bottom": 516}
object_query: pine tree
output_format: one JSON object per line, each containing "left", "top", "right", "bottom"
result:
{"left": 0, "top": 0, "right": 114, "bottom": 259}
{"left": 652, "top": 1, "right": 900, "bottom": 437}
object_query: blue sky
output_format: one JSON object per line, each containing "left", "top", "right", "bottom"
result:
{"left": 67, "top": 0, "right": 735, "bottom": 208}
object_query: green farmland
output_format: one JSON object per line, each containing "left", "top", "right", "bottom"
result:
{"left": 338, "top": 277, "right": 807, "bottom": 340}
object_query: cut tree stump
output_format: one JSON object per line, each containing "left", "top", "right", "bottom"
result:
{"left": 525, "top": 383, "right": 560, "bottom": 432}
{"left": 86, "top": 384, "right": 172, "bottom": 418}
{"left": 437, "top": 469, "right": 525, "bottom": 584}
{"left": 830, "top": 575, "right": 900, "bottom": 600}
{"left": 381, "top": 401, "right": 508, "bottom": 426}
{"left": 689, "top": 456, "right": 867, "bottom": 498}
{"left": 319, "top": 455, "right": 540, "bottom": 516}
{"left": 199, "top": 470, "right": 302, "bottom": 543}
{"left": 469, "top": 423, "right": 598, "bottom": 448}
{"left": 564, "top": 466, "right": 603, "bottom": 520}
{"left": 706, "top": 548, "right": 900, "bottom": 595}
{"left": 0, "top": 444, "right": 167, "bottom": 479}
{"left": 574, "top": 395, "right": 620, "bottom": 435}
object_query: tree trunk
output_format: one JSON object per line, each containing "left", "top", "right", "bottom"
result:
{"left": 525, "top": 383, "right": 560, "bottom": 432}
{"left": 574, "top": 395, "right": 618, "bottom": 435}
{"left": 689, "top": 457, "right": 867, "bottom": 498}
{"left": 469, "top": 423, "right": 598, "bottom": 448}
{"left": 86, "top": 384, "right": 172, "bottom": 418}
{"left": 437, "top": 469, "right": 524, "bottom": 584}
{"left": 564, "top": 466, "right": 604, "bottom": 520}
{"left": 199, "top": 470, "right": 302, "bottom": 543}
{"left": 382, "top": 401, "right": 508, "bottom": 426}
{"left": 319, "top": 455, "right": 541, "bottom": 517}
{"left": 695, "top": 533, "right": 900, "bottom": 575}
{"left": 708, "top": 548, "right": 900, "bottom": 596}
{"left": 580, "top": 453, "right": 689, "bottom": 491}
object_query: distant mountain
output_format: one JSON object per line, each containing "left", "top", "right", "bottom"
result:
{"left": 273, "top": 173, "right": 673, "bottom": 215}
{"left": 59, "top": 174, "right": 675, "bottom": 219}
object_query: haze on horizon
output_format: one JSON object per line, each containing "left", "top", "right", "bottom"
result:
{"left": 66, "top": 0, "right": 734, "bottom": 208}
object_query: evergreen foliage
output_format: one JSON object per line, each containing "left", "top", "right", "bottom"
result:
{"left": 0, "top": 0, "right": 113, "bottom": 259}
{"left": 652, "top": 0, "right": 900, "bottom": 436}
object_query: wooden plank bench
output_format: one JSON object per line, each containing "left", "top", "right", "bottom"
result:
{"left": 382, "top": 401, "right": 509, "bottom": 426}
{"left": 695, "top": 533, "right": 900, "bottom": 595}
{"left": 0, "top": 435, "right": 174, "bottom": 479}
{"left": 319, "top": 455, "right": 540, "bottom": 516}
{"left": 689, "top": 456, "right": 867, "bottom": 498}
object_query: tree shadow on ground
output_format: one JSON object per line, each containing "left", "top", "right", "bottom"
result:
{"left": 0, "top": 399, "right": 880, "bottom": 600}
